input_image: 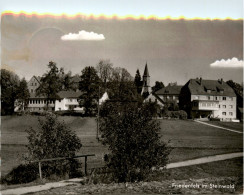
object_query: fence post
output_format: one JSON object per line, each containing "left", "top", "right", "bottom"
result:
{"left": 38, "top": 162, "right": 42, "bottom": 180}
{"left": 85, "top": 156, "right": 87, "bottom": 176}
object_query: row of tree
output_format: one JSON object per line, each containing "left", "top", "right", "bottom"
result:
{"left": 1, "top": 60, "right": 151, "bottom": 116}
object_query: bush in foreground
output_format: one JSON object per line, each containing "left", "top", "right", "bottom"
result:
{"left": 2, "top": 113, "right": 83, "bottom": 184}
{"left": 100, "top": 102, "right": 170, "bottom": 182}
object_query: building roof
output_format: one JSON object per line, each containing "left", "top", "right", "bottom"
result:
{"left": 57, "top": 90, "right": 83, "bottom": 98}
{"left": 71, "top": 75, "right": 81, "bottom": 83}
{"left": 28, "top": 76, "right": 41, "bottom": 84}
{"left": 186, "top": 78, "right": 236, "bottom": 97}
{"left": 155, "top": 85, "right": 183, "bottom": 95}
{"left": 143, "top": 63, "right": 150, "bottom": 77}
{"left": 29, "top": 93, "right": 46, "bottom": 98}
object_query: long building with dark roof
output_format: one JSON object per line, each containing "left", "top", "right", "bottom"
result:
{"left": 179, "top": 77, "right": 237, "bottom": 121}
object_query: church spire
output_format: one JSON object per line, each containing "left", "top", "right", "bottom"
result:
{"left": 141, "top": 62, "right": 151, "bottom": 95}
{"left": 143, "top": 62, "right": 150, "bottom": 77}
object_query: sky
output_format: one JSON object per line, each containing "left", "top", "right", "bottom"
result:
{"left": 0, "top": 0, "right": 243, "bottom": 85}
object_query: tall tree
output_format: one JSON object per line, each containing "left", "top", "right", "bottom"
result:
{"left": 15, "top": 78, "right": 30, "bottom": 111}
{"left": 152, "top": 81, "right": 165, "bottom": 93}
{"left": 96, "top": 59, "right": 113, "bottom": 89}
{"left": 134, "top": 69, "right": 142, "bottom": 94}
{"left": 79, "top": 66, "right": 101, "bottom": 116}
{"left": 227, "top": 80, "right": 243, "bottom": 108}
{"left": 1, "top": 69, "right": 20, "bottom": 115}
{"left": 36, "top": 61, "right": 64, "bottom": 108}
{"left": 107, "top": 67, "right": 140, "bottom": 102}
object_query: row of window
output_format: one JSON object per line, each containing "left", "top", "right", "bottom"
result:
{"left": 29, "top": 100, "right": 55, "bottom": 104}
{"left": 58, "top": 99, "right": 79, "bottom": 103}
{"left": 221, "top": 105, "right": 233, "bottom": 109}
{"left": 30, "top": 83, "right": 38, "bottom": 86}
{"left": 195, "top": 96, "right": 233, "bottom": 101}
{"left": 222, "top": 112, "right": 233, "bottom": 116}
{"left": 162, "top": 95, "right": 179, "bottom": 100}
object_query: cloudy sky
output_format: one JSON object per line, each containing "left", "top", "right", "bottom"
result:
{"left": 1, "top": 0, "right": 243, "bottom": 85}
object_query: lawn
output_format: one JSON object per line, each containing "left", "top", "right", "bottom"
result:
{"left": 1, "top": 116, "right": 243, "bottom": 178}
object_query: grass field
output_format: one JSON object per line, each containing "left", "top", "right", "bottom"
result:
{"left": 1, "top": 116, "right": 243, "bottom": 177}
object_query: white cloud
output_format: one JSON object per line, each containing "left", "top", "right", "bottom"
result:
{"left": 61, "top": 30, "right": 105, "bottom": 41}
{"left": 210, "top": 57, "right": 243, "bottom": 68}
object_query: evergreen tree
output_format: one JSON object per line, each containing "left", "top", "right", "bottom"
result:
{"left": 134, "top": 69, "right": 142, "bottom": 94}
{"left": 79, "top": 66, "right": 101, "bottom": 116}
{"left": 1, "top": 69, "right": 20, "bottom": 115}
{"left": 16, "top": 78, "right": 30, "bottom": 111}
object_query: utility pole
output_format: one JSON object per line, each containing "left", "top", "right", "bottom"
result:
{"left": 96, "top": 86, "right": 100, "bottom": 141}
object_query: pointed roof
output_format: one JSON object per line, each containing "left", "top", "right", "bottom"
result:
{"left": 143, "top": 63, "right": 150, "bottom": 77}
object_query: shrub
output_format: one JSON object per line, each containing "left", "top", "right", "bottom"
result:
{"left": 178, "top": 110, "right": 187, "bottom": 120}
{"left": 162, "top": 110, "right": 187, "bottom": 120}
{"left": 24, "top": 113, "right": 82, "bottom": 182}
{"left": 99, "top": 103, "right": 170, "bottom": 182}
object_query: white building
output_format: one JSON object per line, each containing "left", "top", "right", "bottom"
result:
{"left": 55, "top": 91, "right": 83, "bottom": 111}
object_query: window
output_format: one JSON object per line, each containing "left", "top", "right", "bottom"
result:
{"left": 219, "top": 105, "right": 221, "bottom": 108}
{"left": 30, "top": 100, "right": 32, "bottom": 104}
{"left": 59, "top": 99, "right": 61, "bottom": 102}
{"left": 208, "top": 96, "right": 211, "bottom": 100}
{"left": 223, "top": 97, "right": 226, "bottom": 100}
{"left": 223, "top": 105, "right": 226, "bottom": 108}
{"left": 31, "top": 89, "right": 33, "bottom": 93}
{"left": 31, "top": 83, "right": 33, "bottom": 86}
{"left": 222, "top": 112, "right": 226, "bottom": 116}
{"left": 35, "top": 83, "right": 37, "bottom": 86}
{"left": 229, "top": 105, "right": 233, "bottom": 109}
{"left": 229, "top": 112, "right": 233, "bottom": 116}
{"left": 215, "top": 96, "right": 218, "bottom": 100}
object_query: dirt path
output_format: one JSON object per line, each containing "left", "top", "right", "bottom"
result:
{"left": 2, "top": 152, "right": 243, "bottom": 195}
{"left": 194, "top": 120, "right": 243, "bottom": 134}
{"left": 164, "top": 152, "right": 243, "bottom": 169}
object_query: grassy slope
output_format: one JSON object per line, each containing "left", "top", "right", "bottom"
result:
{"left": 1, "top": 116, "right": 243, "bottom": 177}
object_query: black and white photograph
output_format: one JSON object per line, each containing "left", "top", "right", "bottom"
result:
{"left": 0, "top": 0, "right": 243, "bottom": 194}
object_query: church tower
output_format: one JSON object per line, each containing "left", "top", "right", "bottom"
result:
{"left": 141, "top": 62, "right": 151, "bottom": 95}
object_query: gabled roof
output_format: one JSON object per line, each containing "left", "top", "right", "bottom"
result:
{"left": 57, "top": 90, "right": 83, "bottom": 99}
{"left": 28, "top": 76, "right": 41, "bottom": 84}
{"left": 143, "top": 63, "right": 150, "bottom": 77}
{"left": 186, "top": 78, "right": 236, "bottom": 97}
{"left": 155, "top": 85, "right": 183, "bottom": 95}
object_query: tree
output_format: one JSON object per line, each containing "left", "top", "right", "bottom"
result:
{"left": 99, "top": 103, "right": 170, "bottom": 182}
{"left": 79, "top": 66, "right": 101, "bottom": 116}
{"left": 152, "top": 81, "right": 165, "bottom": 93}
{"left": 36, "top": 61, "right": 64, "bottom": 108}
{"left": 1, "top": 69, "right": 20, "bottom": 115}
{"left": 96, "top": 60, "right": 113, "bottom": 89}
{"left": 26, "top": 113, "right": 82, "bottom": 177}
{"left": 134, "top": 69, "right": 142, "bottom": 94}
{"left": 107, "top": 67, "right": 140, "bottom": 102}
{"left": 62, "top": 71, "right": 76, "bottom": 91}
{"left": 227, "top": 80, "right": 243, "bottom": 107}
{"left": 15, "top": 78, "right": 30, "bottom": 111}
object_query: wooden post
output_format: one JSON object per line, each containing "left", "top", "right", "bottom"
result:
{"left": 38, "top": 162, "right": 42, "bottom": 180}
{"left": 85, "top": 156, "right": 87, "bottom": 176}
